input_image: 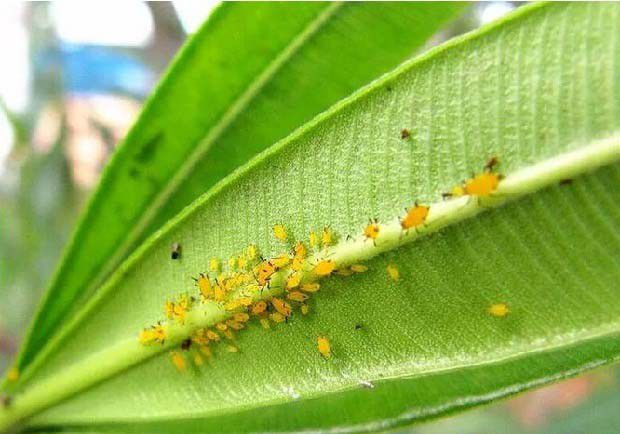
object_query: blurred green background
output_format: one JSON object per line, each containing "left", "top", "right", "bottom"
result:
{"left": 0, "top": 2, "right": 617, "bottom": 432}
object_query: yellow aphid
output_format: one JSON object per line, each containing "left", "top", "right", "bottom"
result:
{"left": 206, "top": 329, "right": 220, "bottom": 342}
{"left": 6, "top": 368, "right": 19, "bottom": 382}
{"left": 173, "top": 296, "right": 191, "bottom": 323}
{"left": 451, "top": 185, "right": 465, "bottom": 197}
{"left": 401, "top": 204, "right": 430, "bottom": 230}
{"left": 464, "top": 172, "right": 500, "bottom": 197}
{"left": 225, "top": 300, "right": 241, "bottom": 311}
{"left": 164, "top": 301, "right": 175, "bottom": 319}
{"left": 350, "top": 264, "right": 368, "bottom": 273}
{"left": 309, "top": 231, "right": 318, "bottom": 248}
{"left": 193, "top": 354, "right": 204, "bottom": 366}
{"left": 301, "top": 282, "right": 320, "bottom": 293}
{"left": 227, "top": 320, "right": 245, "bottom": 330}
{"left": 213, "top": 285, "right": 227, "bottom": 301}
{"left": 252, "top": 301, "right": 267, "bottom": 315}
{"left": 228, "top": 256, "right": 237, "bottom": 270}
{"left": 273, "top": 224, "right": 287, "bottom": 241}
{"left": 234, "top": 312, "right": 250, "bottom": 323}
{"left": 291, "top": 255, "right": 305, "bottom": 272}
{"left": 336, "top": 268, "right": 354, "bottom": 276}
{"left": 260, "top": 318, "right": 271, "bottom": 329}
{"left": 196, "top": 273, "right": 213, "bottom": 299}
{"left": 387, "top": 264, "right": 400, "bottom": 281}
{"left": 223, "top": 329, "right": 235, "bottom": 340}
{"left": 317, "top": 336, "right": 331, "bottom": 359}
{"left": 237, "top": 256, "right": 248, "bottom": 270}
{"left": 270, "top": 312, "right": 286, "bottom": 323}
{"left": 139, "top": 325, "right": 167, "bottom": 345}
{"left": 364, "top": 220, "right": 380, "bottom": 240}
{"left": 287, "top": 291, "right": 309, "bottom": 302}
{"left": 255, "top": 261, "right": 277, "bottom": 286}
{"left": 293, "top": 241, "right": 307, "bottom": 258}
{"left": 301, "top": 304, "right": 310, "bottom": 315}
{"left": 247, "top": 283, "right": 262, "bottom": 292}
{"left": 272, "top": 254, "right": 290, "bottom": 268}
{"left": 209, "top": 258, "right": 220, "bottom": 272}
{"left": 247, "top": 244, "right": 258, "bottom": 260}
{"left": 238, "top": 297, "right": 253, "bottom": 306}
{"left": 215, "top": 322, "right": 228, "bottom": 331}
{"left": 286, "top": 272, "right": 302, "bottom": 289}
{"left": 192, "top": 329, "right": 209, "bottom": 346}
{"left": 488, "top": 303, "right": 510, "bottom": 317}
{"left": 171, "top": 352, "right": 186, "bottom": 372}
{"left": 271, "top": 297, "right": 292, "bottom": 317}
{"left": 200, "top": 345, "right": 212, "bottom": 358}
{"left": 321, "top": 227, "right": 333, "bottom": 246}
{"left": 314, "top": 259, "right": 336, "bottom": 276}
{"left": 226, "top": 345, "right": 239, "bottom": 353}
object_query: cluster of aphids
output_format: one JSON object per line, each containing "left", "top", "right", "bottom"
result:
{"left": 138, "top": 155, "right": 507, "bottom": 373}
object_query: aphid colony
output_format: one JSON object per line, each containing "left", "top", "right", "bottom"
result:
{"left": 138, "top": 157, "right": 505, "bottom": 371}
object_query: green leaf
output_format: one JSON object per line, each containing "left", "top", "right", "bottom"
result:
{"left": 17, "top": 1, "right": 465, "bottom": 375}
{"left": 3, "top": 2, "right": 620, "bottom": 432}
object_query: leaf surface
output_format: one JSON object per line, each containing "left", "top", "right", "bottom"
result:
{"left": 18, "top": 1, "right": 464, "bottom": 372}
{"left": 3, "top": 2, "right": 620, "bottom": 433}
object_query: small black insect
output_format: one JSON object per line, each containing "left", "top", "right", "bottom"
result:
{"left": 559, "top": 178, "right": 573, "bottom": 186}
{"left": 181, "top": 338, "right": 192, "bottom": 351}
{"left": 171, "top": 242, "right": 182, "bottom": 260}
{"left": 354, "top": 323, "right": 363, "bottom": 331}
{"left": 400, "top": 129, "right": 411, "bottom": 139}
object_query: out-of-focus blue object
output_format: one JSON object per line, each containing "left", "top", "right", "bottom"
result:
{"left": 37, "top": 43, "right": 154, "bottom": 98}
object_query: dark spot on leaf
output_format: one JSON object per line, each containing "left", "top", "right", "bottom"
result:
{"left": 134, "top": 132, "right": 164, "bottom": 163}
{"left": 559, "top": 178, "right": 573, "bottom": 186}
{"left": 400, "top": 129, "right": 410, "bottom": 139}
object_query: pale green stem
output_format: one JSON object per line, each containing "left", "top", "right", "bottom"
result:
{"left": 1, "top": 135, "right": 618, "bottom": 431}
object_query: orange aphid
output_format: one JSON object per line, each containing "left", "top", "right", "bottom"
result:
{"left": 364, "top": 220, "right": 380, "bottom": 241}
{"left": 271, "top": 297, "right": 292, "bottom": 317}
{"left": 314, "top": 259, "right": 336, "bottom": 276}
{"left": 171, "top": 352, "right": 186, "bottom": 372}
{"left": 206, "top": 329, "right": 221, "bottom": 342}
{"left": 251, "top": 301, "right": 267, "bottom": 315}
{"left": 287, "top": 291, "right": 309, "bottom": 302}
{"left": 317, "top": 336, "right": 331, "bottom": 359}
{"left": 401, "top": 204, "right": 429, "bottom": 230}
{"left": 255, "top": 260, "right": 277, "bottom": 286}
{"left": 223, "top": 329, "right": 235, "bottom": 340}
{"left": 291, "top": 255, "right": 305, "bottom": 272}
{"left": 464, "top": 172, "right": 500, "bottom": 197}
{"left": 215, "top": 322, "right": 228, "bottom": 331}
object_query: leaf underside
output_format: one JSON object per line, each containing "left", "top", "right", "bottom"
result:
{"left": 17, "top": 1, "right": 465, "bottom": 374}
{"left": 4, "top": 2, "right": 620, "bottom": 433}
